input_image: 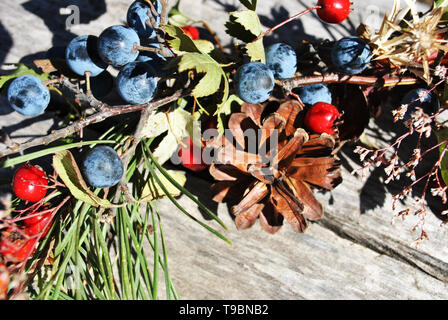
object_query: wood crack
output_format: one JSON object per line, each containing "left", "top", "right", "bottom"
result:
{"left": 317, "top": 212, "right": 448, "bottom": 283}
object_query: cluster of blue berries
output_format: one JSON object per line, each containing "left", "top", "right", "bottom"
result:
{"left": 234, "top": 35, "right": 372, "bottom": 105}
{"left": 7, "top": 0, "right": 166, "bottom": 120}
{"left": 7, "top": 0, "right": 439, "bottom": 189}
{"left": 76, "top": 0, "right": 167, "bottom": 188}
{"left": 6, "top": 0, "right": 172, "bottom": 189}
{"left": 235, "top": 43, "right": 297, "bottom": 104}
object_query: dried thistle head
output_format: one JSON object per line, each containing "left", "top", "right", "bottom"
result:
{"left": 358, "top": 0, "right": 448, "bottom": 83}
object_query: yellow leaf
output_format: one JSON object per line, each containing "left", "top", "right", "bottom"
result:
{"left": 141, "top": 170, "right": 186, "bottom": 201}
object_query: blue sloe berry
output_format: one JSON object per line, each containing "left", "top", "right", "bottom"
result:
{"left": 234, "top": 62, "right": 275, "bottom": 104}
{"left": 331, "top": 36, "right": 371, "bottom": 74}
{"left": 296, "top": 84, "right": 332, "bottom": 105}
{"left": 97, "top": 25, "right": 140, "bottom": 68}
{"left": 116, "top": 61, "right": 158, "bottom": 104}
{"left": 65, "top": 35, "right": 108, "bottom": 77}
{"left": 127, "top": 0, "right": 164, "bottom": 40}
{"left": 265, "top": 43, "right": 297, "bottom": 79}
{"left": 7, "top": 75, "right": 50, "bottom": 116}
{"left": 82, "top": 145, "right": 124, "bottom": 188}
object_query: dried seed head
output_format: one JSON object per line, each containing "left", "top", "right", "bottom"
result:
{"left": 406, "top": 148, "right": 421, "bottom": 168}
{"left": 406, "top": 169, "right": 417, "bottom": 181}
{"left": 431, "top": 185, "right": 448, "bottom": 203}
{"left": 435, "top": 65, "right": 447, "bottom": 78}
{"left": 359, "top": 0, "right": 448, "bottom": 82}
{"left": 392, "top": 104, "right": 409, "bottom": 122}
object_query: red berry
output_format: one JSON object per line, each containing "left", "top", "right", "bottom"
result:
{"left": 178, "top": 137, "right": 208, "bottom": 172}
{"left": 0, "top": 264, "right": 8, "bottom": 299}
{"left": 182, "top": 25, "right": 200, "bottom": 40}
{"left": 0, "top": 229, "right": 37, "bottom": 262}
{"left": 316, "top": 0, "right": 351, "bottom": 24}
{"left": 24, "top": 210, "right": 53, "bottom": 237}
{"left": 304, "top": 102, "right": 340, "bottom": 135}
{"left": 12, "top": 164, "right": 48, "bottom": 202}
{"left": 13, "top": 238, "right": 37, "bottom": 261}
{"left": 203, "top": 117, "right": 218, "bottom": 131}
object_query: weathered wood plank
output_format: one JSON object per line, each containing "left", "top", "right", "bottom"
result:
{"left": 156, "top": 174, "right": 448, "bottom": 299}
{"left": 2, "top": 0, "right": 447, "bottom": 300}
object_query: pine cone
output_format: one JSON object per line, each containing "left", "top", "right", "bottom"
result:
{"left": 207, "top": 100, "right": 342, "bottom": 233}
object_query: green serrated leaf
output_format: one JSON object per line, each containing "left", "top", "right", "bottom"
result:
{"left": 0, "top": 64, "right": 50, "bottom": 91}
{"left": 216, "top": 114, "right": 226, "bottom": 136}
{"left": 185, "top": 113, "right": 202, "bottom": 147}
{"left": 192, "top": 40, "right": 215, "bottom": 54}
{"left": 178, "top": 52, "right": 225, "bottom": 98}
{"left": 239, "top": 0, "right": 258, "bottom": 11}
{"left": 163, "top": 25, "right": 215, "bottom": 55}
{"left": 215, "top": 94, "right": 244, "bottom": 117}
{"left": 225, "top": 10, "right": 264, "bottom": 62}
{"left": 53, "top": 150, "right": 119, "bottom": 208}
{"left": 245, "top": 38, "right": 265, "bottom": 63}
{"left": 168, "top": 13, "right": 192, "bottom": 27}
{"left": 215, "top": 94, "right": 243, "bottom": 134}
{"left": 152, "top": 133, "right": 178, "bottom": 165}
{"left": 141, "top": 170, "right": 186, "bottom": 202}
{"left": 163, "top": 25, "right": 201, "bottom": 54}
{"left": 231, "top": 10, "right": 261, "bottom": 37}
{"left": 141, "top": 112, "right": 169, "bottom": 138}
{"left": 168, "top": 0, "right": 192, "bottom": 27}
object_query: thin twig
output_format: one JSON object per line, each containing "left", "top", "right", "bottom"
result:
{"left": 0, "top": 90, "right": 184, "bottom": 159}
{"left": 134, "top": 44, "right": 163, "bottom": 54}
{"left": 251, "top": 6, "right": 320, "bottom": 43}
{"left": 200, "top": 20, "right": 225, "bottom": 53}
{"left": 145, "top": 0, "right": 173, "bottom": 58}
{"left": 279, "top": 73, "right": 419, "bottom": 92}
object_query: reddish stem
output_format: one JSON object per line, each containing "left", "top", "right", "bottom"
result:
{"left": 200, "top": 20, "right": 226, "bottom": 53}
{"left": 418, "top": 138, "right": 448, "bottom": 160}
{"left": 12, "top": 195, "right": 71, "bottom": 298}
{"left": 252, "top": 6, "right": 320, "bottom": 43}
{"left": 280, "top": 73, "right": 418, "bottom": 91}
{"left": 0, "top": 89, "right": 184, "bottom": 159}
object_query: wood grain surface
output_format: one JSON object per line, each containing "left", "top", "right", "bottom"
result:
{"left": 1, "top": 0, "right": 447, "bottom": 299}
